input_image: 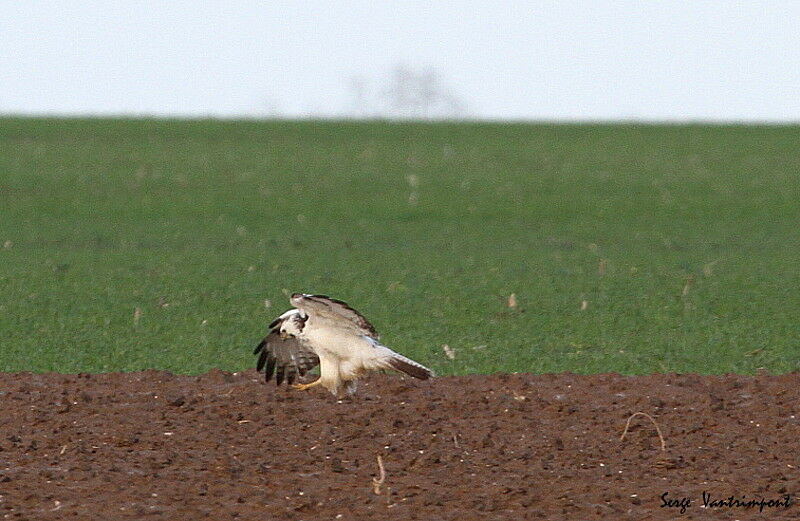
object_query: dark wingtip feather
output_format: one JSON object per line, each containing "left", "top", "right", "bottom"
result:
{"left": 264, "top": 356, "right": 276, "bottom": 382}
{"left": 285, "top": 366, "right": 297, "bottom": 385}
{"left": 256, "top": 348, "right": 268, "bottom": 372}
{"left": 253, "top": 339, "right": 266, "bottom": 355}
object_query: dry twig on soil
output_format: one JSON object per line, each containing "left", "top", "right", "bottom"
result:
{"left": 620, "top": 412, "right": 666, "bottom": 452}
{"left": 372, "top": 455, "right": 386, "bottom": 495}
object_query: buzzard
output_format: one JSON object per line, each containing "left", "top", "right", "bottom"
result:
{"left": 254, "top": 293, "right": 433, "bottom": 396}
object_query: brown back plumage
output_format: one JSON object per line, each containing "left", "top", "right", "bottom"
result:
{"left": 300, "top": 294, "right": 380, "bottom": 338}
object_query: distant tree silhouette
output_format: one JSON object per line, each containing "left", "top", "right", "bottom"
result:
{"left": 347, "top": 64, "right": 467, "bottom": 120}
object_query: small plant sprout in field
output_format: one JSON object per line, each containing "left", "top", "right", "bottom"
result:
{"left": 406, "top": 174, "right": 419, "bottom": 205}
{"left": 133, "top": 307, "right": 142, "bottom": 326}
{"left": 507, "top": 293, "right": 517, "bottom": 308}
{"left": 442, "top": 344, "right": 455, "bottom": 360}
{"left": 682, "top": 275, "right": 694, "bottom": 296}
{"left": 703, "top": 260, "right": 719, "bottom": 277}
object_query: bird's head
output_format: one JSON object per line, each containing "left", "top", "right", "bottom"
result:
{"left": 289, "top": 293, "right": 334, "bottom": 318}
{"left": 290, "top": 293, "right": 307, "bottom": 307}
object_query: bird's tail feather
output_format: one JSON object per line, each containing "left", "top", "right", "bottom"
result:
{"left": 387, "top": 353, "right": 433, "bottom": 380}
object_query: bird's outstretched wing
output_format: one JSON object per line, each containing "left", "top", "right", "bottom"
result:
{"left": 254, "top": 313, "right": 319, "bottom": 386}
{"left": 293, "top": 294, "right": 379, "bottom": 338}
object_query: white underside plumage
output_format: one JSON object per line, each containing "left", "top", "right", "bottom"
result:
{"left": 299, "top": 315, "right": 404, "bottom": 396}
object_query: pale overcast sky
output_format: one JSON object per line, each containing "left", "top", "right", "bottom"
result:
{"left": 3, "top": 2, "right": 800, "bottom": 121}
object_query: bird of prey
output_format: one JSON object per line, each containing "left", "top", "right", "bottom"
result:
{"left": 254, "top": 293, "right": 433, "bottom": 396}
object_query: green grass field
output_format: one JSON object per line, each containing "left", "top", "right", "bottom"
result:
{"left": 1, "top": 118, "right": 798, "bottom": 375}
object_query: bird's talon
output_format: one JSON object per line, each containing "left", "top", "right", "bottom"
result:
{"left": 291, "top": 381, "right": 319, "bottom": 391}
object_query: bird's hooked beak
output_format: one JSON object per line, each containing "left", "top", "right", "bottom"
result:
{"left": 279, "top": 330, "right": 290, "bottom": 340}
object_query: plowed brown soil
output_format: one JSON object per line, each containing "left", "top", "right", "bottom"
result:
{"left": 0, "top": 371, "right": 797, "bottom": 520}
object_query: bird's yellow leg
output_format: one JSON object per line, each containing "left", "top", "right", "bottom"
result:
{"left": 292, "top": 379, "right": 322, "bottom": 391}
